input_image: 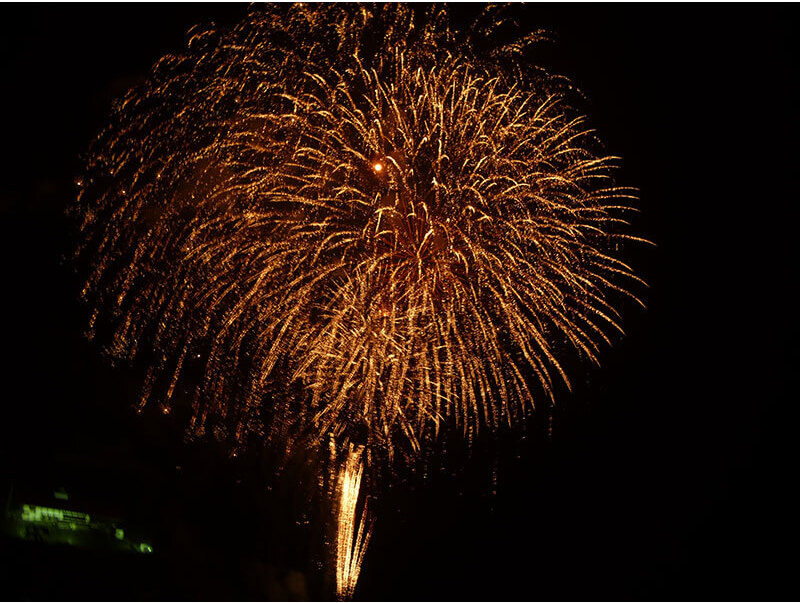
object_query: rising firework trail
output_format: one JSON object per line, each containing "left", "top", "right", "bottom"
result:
{"left": 74, "top": 4, "right": 647, "bottom": 597}
{"left": 332, "top": 444, "right": 373, "bottom": 600}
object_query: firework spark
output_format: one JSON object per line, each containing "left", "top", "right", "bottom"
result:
{"left": 333, "top": 444, "right": 373, "bottom": 601}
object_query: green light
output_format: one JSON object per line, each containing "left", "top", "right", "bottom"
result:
{"left": 20, "top": 504, "right": 90, "bottom": 525}
{"left": 10, "top": 501, "right": 155, "bottom": 554}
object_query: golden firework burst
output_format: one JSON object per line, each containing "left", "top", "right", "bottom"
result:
{"left": 76, "top": 2, "right": 645, "bottom": 468}
{"left": 75, "top": 6, "right": 649, "bottom": 597}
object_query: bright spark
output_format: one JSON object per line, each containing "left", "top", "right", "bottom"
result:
{"left": 334, "top": 445, "right": 372, "bottom": 601}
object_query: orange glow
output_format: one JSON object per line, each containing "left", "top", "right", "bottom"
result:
{"left": 372, "top": 162, "right": 383, "bottom": 172}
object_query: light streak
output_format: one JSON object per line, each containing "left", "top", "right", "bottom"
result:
{"left": 334, "top": 445, "right": 373, "bottom": 601}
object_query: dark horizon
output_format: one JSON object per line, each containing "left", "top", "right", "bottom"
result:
{"left": 0, "top": 4, "right": 794, "bottom": 601}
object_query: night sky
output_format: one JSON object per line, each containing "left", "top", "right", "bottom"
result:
{"left": 0, "top": 4, "right": 794, "bottom": 601}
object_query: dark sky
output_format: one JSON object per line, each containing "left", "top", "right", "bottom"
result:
{"left": 0, "top": 4, "right": 794, "bottom": 601}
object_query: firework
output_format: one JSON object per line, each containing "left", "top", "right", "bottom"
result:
{"left": 75, "top": 4, "right": 645, "bottom": 596}
{"left": 76, "top": 4, "right": 644, "bottom": 459}
{"left": 332, "top": 444, "right": 373, "bottom": 600}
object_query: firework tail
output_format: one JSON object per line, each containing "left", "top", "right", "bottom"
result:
{"left": 330, "top": 443, "right": 373, "bottom": 601}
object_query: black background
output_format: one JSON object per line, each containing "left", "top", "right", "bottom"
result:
{"left": 0, "top": 3, "right": 794, "bottom": 601}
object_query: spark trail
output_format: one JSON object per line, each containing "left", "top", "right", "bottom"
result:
{"left": 333, "top": 445, "right": 372, "bottom": 600}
